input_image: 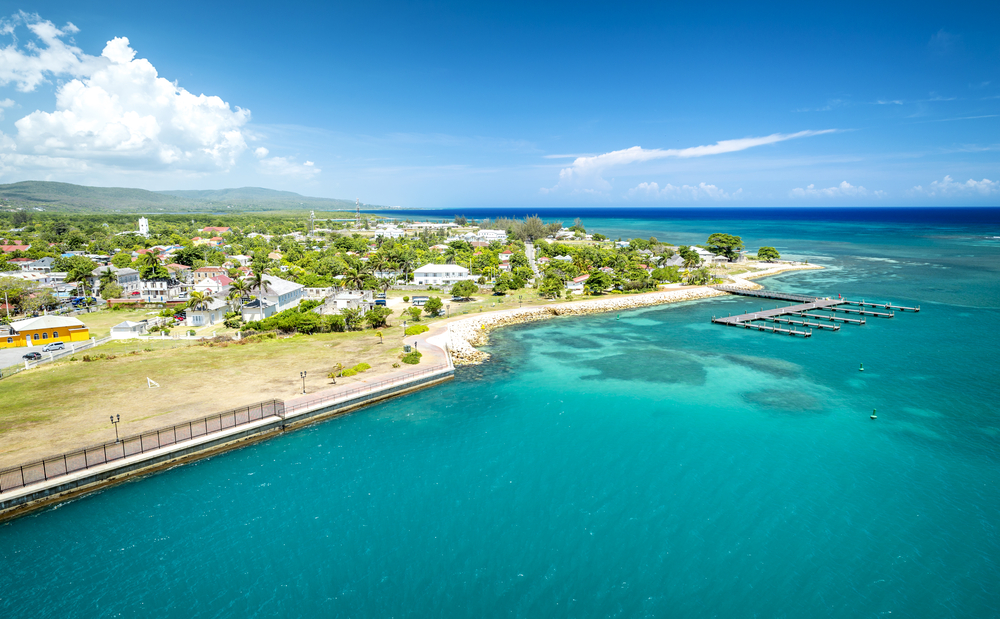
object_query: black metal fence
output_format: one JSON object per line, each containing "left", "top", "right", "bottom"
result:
{"left": 0, "top": 399, "right": 284, "bottom": 494}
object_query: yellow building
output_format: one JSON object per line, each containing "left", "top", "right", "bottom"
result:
{"left": 1, "top": 315, "right": 91, "bottom": 349}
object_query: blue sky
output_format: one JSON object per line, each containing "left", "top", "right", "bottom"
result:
{"left": 0, "top": 1, "right": 997, "bottom": 206}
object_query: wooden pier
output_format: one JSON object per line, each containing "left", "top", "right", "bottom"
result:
{"left": 710, "top": 286, "right": 919, "bottom": 340}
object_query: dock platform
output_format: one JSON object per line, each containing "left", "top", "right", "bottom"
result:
{"left": 710, "top": 286, "right": 919, "bottom": 340}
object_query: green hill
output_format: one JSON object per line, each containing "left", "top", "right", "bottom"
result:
{"left": 0, "top": 181, "right": 369, "bottom": 213}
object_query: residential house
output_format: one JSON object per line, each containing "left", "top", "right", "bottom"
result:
{"left": 476, "top": 229, "right": 507, "bottom": 242}
{"left": 1, "top": 315, "right": 90, "bottom": 349}
{"left": 165, "top": 263, "right": 191, "bottom": 282}
{"left": 194, "top": 276, "right": 233, "bottom": 295}
{"left": 413, "top": 264, "right": 473, "bottom": 286}
{"left": 1, "top": 244, "right": 29, "bottom": 253}
{"left": 186, "top": 295, "right": 234, "bottom": 327}
{"left": 89, "top": 266, "right": 140, "bottom": 294}
{"left": 241, "top": 298, "right": 275, "bottom": 322}
{"left": 191, "top": 266, "right": 227, "bottom": 283}
{"left": 139, "top": 277, "right": 184, "bottom": 302}
{"left": 567, "top": 274, "right": 589, "bottom": 293}
{"left": 253, "top": 275, "right": 305, "bottom": 312}
{"left": 203, "top": 226, "right": 231, "bottom": 234}
{"left": 110, "top": 320, "right": 149, "bottom": 339}
{"left": 26, "top": 257, "right": 55, "bottom": 272}
{"left": 317, "top": 290, "right": 375, "bottom": 314}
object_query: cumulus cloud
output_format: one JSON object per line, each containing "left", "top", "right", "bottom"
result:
{"left": 627, "top": 181, "right": 743, "bottom": 202}
{"left": 789, "top": 181, "right": 885, "bottom": 199}
{"left": 910, "top": 175, "right": 999, "bottom": 196}
{"left": 0, "top": 96, "right": 12, "bottom": 119}
{"left": 0, "top": 13, "right": 258, "bottom": 175}
{"left": 542, "top": 130, "right": 834, "bottom": 194}
{"left": 258, "top": 155, "right": 320, "bottom": 179}
{"left": 254, "top": 147, "right": 269, "bottom": 158}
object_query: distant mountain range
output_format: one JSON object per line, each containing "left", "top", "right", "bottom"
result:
{"left": 0, "top": 181, "right": 372, "bottom": 213}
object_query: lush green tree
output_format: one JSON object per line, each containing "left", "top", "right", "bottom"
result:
{"left": 538, "top": 274, "right": 563, "bottom": 299}
{"left": 363, "top": 306, "right": 392, "bottom": 329}
{"left": 678, "top": 246, "right": 702, "bottom": 269}
{"left": 757, "top": 246, "right": 781, "bottom": 262}
{"left": 187, "top": 290, "right": 213, "bottom": 312}
{"left": 341, "top": 307, "right": 364, "bottom": 330}
{"left": 451, "top": 279, "right": 477, "bottom": 300}
{"left": 53, "top": 255, "right": 96, "bottom": 281}
{"left": 591, "top": 233, "right": 607, "bottom": 242}
{"left": 111, "top": 252, "right": 133, "bottom": 268}
{"left": 424, "top": 296, "right": 443, "bottom": 317}
{"left": 685, "top": 267, "right": 714, "bottom": 286}
{"left": 407, "top": 306, "right": 422, "bottom": 322}
{"left": 101, "top": 282, "right": 123, "bottom": 299}
{"left": 651, "top": 266, "right": 682, "bottom": 283}
{"left": 584, "top": 270, "right": 611, "bottom": 293}
{"left": 707, "top": 233, "right": 744, "bottom": 261}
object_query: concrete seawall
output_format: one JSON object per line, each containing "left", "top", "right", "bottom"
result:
{"left": 0, "top": 367, "right": 454, "bottom": 521}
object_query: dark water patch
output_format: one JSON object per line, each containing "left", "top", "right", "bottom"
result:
{"left": 544, "top": 334, "right": 605, "bottom": 350}
{"left": 579, "top": 349, "right": 707, "bottom": 385}
{"left": 718, "top": 353, "right": 801, "bottom": 379}
{"left": 742, "top": 389, "right": 823, "bottom": 413}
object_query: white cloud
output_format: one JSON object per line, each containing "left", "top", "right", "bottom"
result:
{"left": 0, "top": 12, "right": 100, "bottom": 92}
{"left": 0, "top": 13, "right": 255, "bottom": 175}
{"left": 254, "top": 146, "right": 269, "bottom": 158}
{"left": 0, "top": 96, "right": 12, "bottom": 119}
{"left": 627, "top": 181, "right": 743, "bottom": 202}
{"left": 543, "top": 130, "right": 834, "bottom": 194}
{"left": 258, "top": 155, "right": 320, "bottom": 179}
{"left": 910, "top": 175, "right": 999, "bottom": 196}
{"left": 789, "top": 181, "right": 884, "bottom": 199}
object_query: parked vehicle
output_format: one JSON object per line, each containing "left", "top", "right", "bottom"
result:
{"left": 22, "top": 352, "right": 41, "bottom": 361}
{"left": 42, "top": 342, "right": 65, "bottom": 352}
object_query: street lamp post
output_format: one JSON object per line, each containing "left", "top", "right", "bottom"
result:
{"left": 300, "top": 371, "right": 307, "bottom": 394}
{"left": 110, "top": 414, "right": 120, "bottom": 442}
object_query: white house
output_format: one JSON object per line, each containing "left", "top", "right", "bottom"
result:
{"left": 241, "top": 298, "right": 276, "bottom": 322}
{"left": 476, "top": 229, "right": 507, "bottom": 242}
{"left": 256, "top": 275, "right": 305, "bottom": 312}
{"left": 318, "top": 290, "right": 375, "bottom": 314}
{"left": 138, "top": 217, "right": 149, "bottom": 237}
{"left": 110, "top": 320, "right": 149, "bottom": 339}
{"left": 413, "top": 264, "right": 473, "bottom": 286}
{"left": 186, "top": 295, "right": 233, "bottom": 327}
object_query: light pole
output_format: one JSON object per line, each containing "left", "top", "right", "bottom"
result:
{"left": 300, "top": 371, "right": 307, "bottom": 394}
{"left": 110, "top": 414, "right": 120, "bottom": 442}
{"left": 446, "top": 303, "right": 450, "bottom": 317}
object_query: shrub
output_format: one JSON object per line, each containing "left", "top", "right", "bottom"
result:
{"left": 341, "top": 368, "right": 359, "bottom": 377}
{"left": 407, "top": 307, "right": 422, "bottom": 322}
{"left": 402, "top": 351, "right": 422, "bottom": 365}
{"left": 392, "top": 362, "right": 400, "bottom": 368}
{"left": 405, "top": 324, "right": 429, "bottom": 336}
{"left": 403, "top": 296, "right": 409, "bottom": 302}
{"left": 353, "top": 362, "right": 371, "bottom": 372}
{"left": 69, "top": 356, "right": 78, "bottom": 361}
{"left": 82, "top": 355, "right": 92, "bottom": 362}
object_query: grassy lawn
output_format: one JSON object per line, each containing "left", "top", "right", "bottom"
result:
{"left": 72, "top": 308, "right": 166, "bottom": 338}
{"left": 0, "top": 324, "right": 410, "bottom": 467}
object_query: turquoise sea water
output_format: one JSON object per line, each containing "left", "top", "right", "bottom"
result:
{"left": 2, "top": 210, "right": 999, "bottom": 617}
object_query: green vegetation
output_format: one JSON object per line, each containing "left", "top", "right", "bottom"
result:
{"left": 424, "top": 297, "right": 443, "bottom": 316}
{"left": 757, "top": 246, "right": 781, "bottom": 262}
{"left": 402, "top": 350, "right": 422, "bottom": 365}
{"left": 405, "top": 324, "right": 429, "bottom": 336}
{"left": 450, "top": 279, "right": 477, "bottom": 300}
{"left": 706, "top": 233, "right": 744, "bottom": 261}
{"left": 0, "top": 181, "right": 373, "bottom": 213}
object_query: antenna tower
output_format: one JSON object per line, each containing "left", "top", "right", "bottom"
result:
{"left": 355, "top": 199, "right": 361, "bottom": 227}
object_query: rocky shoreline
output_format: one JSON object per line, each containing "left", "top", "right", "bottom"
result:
{"left": 446, "top": 263, "right": 821, "bottom": 365}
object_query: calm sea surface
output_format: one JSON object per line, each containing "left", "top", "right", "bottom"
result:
{"left": 2, "top": 208, "right": 999, "bottom": 618}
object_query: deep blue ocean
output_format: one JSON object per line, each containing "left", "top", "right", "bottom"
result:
{"left": 2, "top": 207, "right": 999, "bottom": 618}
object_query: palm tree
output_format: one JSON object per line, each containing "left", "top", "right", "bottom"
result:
{"left": 99, "top": 267, "right": 116, "bottom": 290}
{"left": 187, "top": 290, "right": 212, "bottom": 312}
{"left": 249, "top": 271, "right": 268, "bottom": 298}
{"left": 375, "top": 330, "right": 383, "bottom": 344}
{"left": 342, "top": 268, "right": 365, "bottom": 291}
{"left": 378, "top": 277, "right": 394, "bottom": 295}
{"left": 228, "top": 279, "right": 251, "bottom": 304}
{"left": 397, "top": 256, "right": 415, "bottom": 284}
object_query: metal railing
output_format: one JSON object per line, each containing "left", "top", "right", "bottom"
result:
{"left": 283, "top": 364, "right": 452, "bottom": 416}
{"left": 0, "top": 399, "right": 284, "bottom": 495}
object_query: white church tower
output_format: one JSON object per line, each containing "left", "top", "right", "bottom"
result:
{"left": 138, "top": 217, "right": 149, "bottom": 237}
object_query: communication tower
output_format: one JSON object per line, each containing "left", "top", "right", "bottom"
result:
{"left": 355, "top": 199, "right": 361, "bottom": 227}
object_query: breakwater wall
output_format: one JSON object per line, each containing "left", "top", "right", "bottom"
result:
{"left": 0, "top": 366, "right": 454, "bottom": 521}
{"left": 447, "top": 263, "right": 822, "bottom": 365}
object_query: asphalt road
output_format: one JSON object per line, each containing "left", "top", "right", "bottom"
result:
{"left": 0, "top": 339, "right": 98, "bottom": 369}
